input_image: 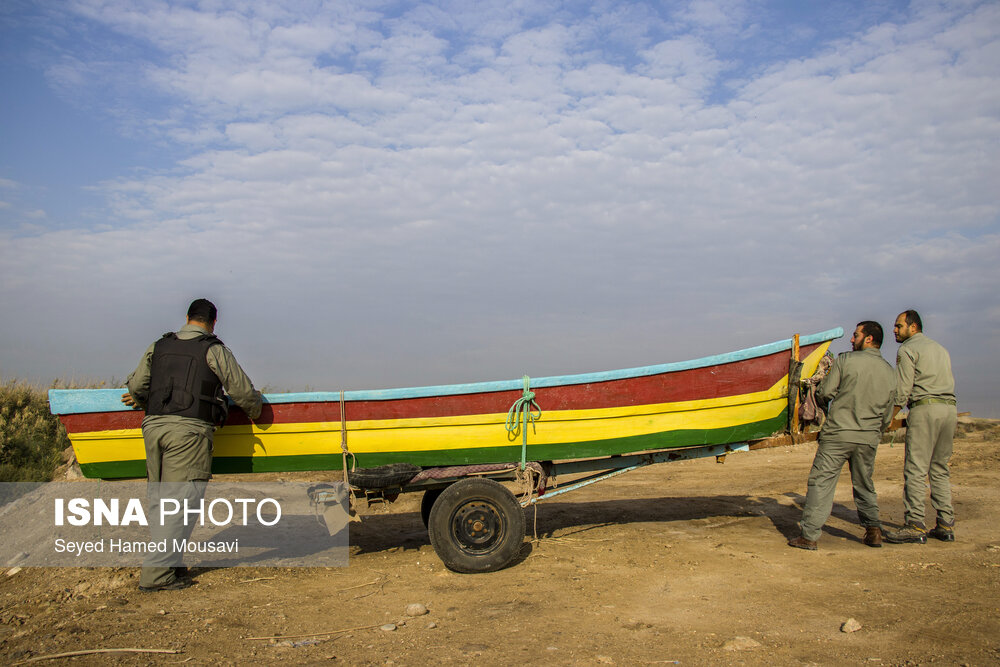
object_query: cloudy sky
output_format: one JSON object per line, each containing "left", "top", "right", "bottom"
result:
{"left": 1, "top": 0, "right": 997, "bottom": 417}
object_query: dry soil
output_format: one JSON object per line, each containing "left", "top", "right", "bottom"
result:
{"left": 2, "top": 419, "right": 999, "bottom": 666}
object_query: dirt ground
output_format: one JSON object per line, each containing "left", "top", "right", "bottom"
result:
{"left": 2, "top": 419, "right": 999, "bottom": 666}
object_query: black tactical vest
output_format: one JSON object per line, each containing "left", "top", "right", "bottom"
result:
{"left": 146, "top": 333, "right": 228, "bottom": 425}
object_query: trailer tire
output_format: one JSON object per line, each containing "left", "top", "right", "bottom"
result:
{"left": 347, "top": 463, "right": 421, "bottom": 489}
{"left": 427, "top": 478, "right": 525, "bottom": 574}
{"left": 420, "top": 487, "right": 446, "bottom": 528}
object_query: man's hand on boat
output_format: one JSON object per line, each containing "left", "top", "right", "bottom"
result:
{"left": 121, "top": 392, "right": 139, "bottom": 409}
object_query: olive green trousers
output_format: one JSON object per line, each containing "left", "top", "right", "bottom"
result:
{"left": 800, "top": 439, "right": 880, "bottom": 542}
{"left": 139, "top": 417, "right": 214, "bottom": 589}
{"left": 902, "top": 403, "right": 957, "bottom": 528}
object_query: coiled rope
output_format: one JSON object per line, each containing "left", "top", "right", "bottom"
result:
{"left": 505, "top": 375, "right": 542, "bottom": 470}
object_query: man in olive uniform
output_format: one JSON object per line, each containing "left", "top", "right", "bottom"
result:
{"left": 885, "top": 310, "right": 958, "bottom": 544}
{"left": 122, "top": 299, "right": 262, "bottom": 591}
{"left": 788, "top": 321, "right": 896, "bottom": 550}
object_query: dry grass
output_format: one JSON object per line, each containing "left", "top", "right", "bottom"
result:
{"left": 956, "top": 418, "right": 1000, "bottom": 439}
{"left": 0, "top": 379, "right": 76, "bottom": 481}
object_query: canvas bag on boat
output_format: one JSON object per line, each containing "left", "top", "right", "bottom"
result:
{"left": 146, "top": 333, "right": 229, "bottom": 426}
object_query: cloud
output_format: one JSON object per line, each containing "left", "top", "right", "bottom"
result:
{"left": 677, "top": 0, "right": 750, "bottom": 35}
{"left": 637, "top": 36, "right": 724, "bottom": 96}
{"left": 1, "top": 0, "right": 998, "bottom": 415}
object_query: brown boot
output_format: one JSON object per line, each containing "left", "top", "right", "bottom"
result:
{"left": 863, "top": 526, "right": 883, "bottom": 548}
{"left": 788, "top": 536, "right": 818, "bottom": 550}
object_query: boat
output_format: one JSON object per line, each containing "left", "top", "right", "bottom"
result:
{"left": 49, "top": 328, "right": 842, "bottom": 480}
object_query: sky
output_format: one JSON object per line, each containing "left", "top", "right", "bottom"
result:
{"left": 0, "top": 0, "right": 998, "bottom": 417}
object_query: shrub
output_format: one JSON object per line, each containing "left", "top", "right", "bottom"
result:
{"left": 0, "top": 380, "right": 71, "bottom": 482}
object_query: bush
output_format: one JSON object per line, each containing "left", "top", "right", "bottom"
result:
{"left": 0, "top": 380, "right": 71, "bottom": 482}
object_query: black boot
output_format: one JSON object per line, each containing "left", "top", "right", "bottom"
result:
{"left": 927, "top": 523, "right": 955, "bottom": 542}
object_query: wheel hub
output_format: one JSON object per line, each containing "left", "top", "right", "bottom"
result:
{"left": 451, "top": 500, "right": 504, "bottom": 554}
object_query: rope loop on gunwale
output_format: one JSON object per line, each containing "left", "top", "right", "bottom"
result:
{"left": 339, "top": 390, "right": 355, "bottom": 476}
{"left": 505, "top": 375, "right": 542, "bottom": 470}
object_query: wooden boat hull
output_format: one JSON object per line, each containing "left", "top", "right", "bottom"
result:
{"left": 49, "top": 329, "right": 841, "bottom": 479}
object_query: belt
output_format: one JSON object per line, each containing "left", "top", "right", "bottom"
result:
{"left": 908, "top": 397, "right": 957, "bottom": 408}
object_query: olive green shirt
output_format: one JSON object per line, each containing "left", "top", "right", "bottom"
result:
{"left": 126, "top": 323, "right": 263, "bottom": 423}
{"left": 894, "top": 332, "right": 955, "bottom": 407}
{"left": 817, "top": 347, "right": 896, "bottom": 446}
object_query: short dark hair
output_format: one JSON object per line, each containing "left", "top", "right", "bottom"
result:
{"left": 187, "top": 298, "right": 217, "bottom": 324}
{"left": 901, "top": 309, "right": 923, "bottom": 332}
{"left": 857, "top": 321, "right": 883, "bottom": 347}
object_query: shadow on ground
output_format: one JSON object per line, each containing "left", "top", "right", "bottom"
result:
{"left": 346, "top": 493, "right": 874, "bottom": 554}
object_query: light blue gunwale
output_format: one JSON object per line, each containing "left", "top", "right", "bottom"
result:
{"left": 49, "top": 327, "right": 843, "bottom": 416}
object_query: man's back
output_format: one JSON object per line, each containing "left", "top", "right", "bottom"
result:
{"left": 127, "top": 323, "right": 262, "bottom": 424}
{"left": 818, "top": 348, "right": 896, "bottom": 445}
{"left": 896, "top": 332, "right": 955, "bottom": 406}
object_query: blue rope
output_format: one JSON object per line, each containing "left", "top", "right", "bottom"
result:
{"left": 505, "top": 375, "right": 541, "bottom": 470}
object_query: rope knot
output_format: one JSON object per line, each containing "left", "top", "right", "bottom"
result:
{"left": 505, "top": 375, "right": 541, "bottom": 470}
